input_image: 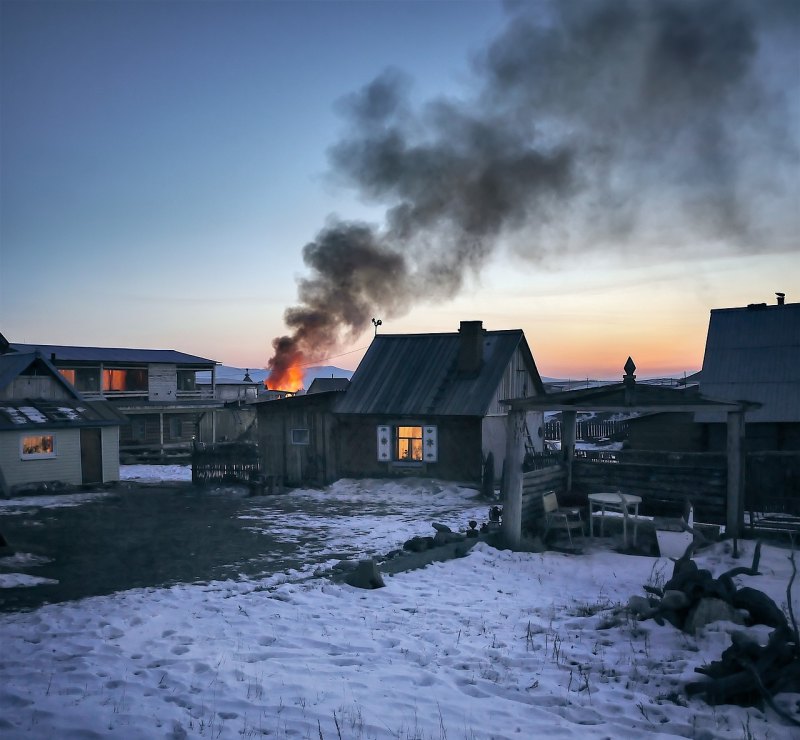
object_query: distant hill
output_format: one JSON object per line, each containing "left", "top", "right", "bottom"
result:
{"left": 198, "top": 365, "right": 353, "bottom": 389}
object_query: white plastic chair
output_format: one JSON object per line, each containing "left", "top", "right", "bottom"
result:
{"left": 542, "top": 491, "right": 584, "bottom": 546}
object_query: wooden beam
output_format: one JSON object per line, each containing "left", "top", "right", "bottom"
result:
{"left": 502, "top": 408, "right": 525, "bottom": 549}
{"left": 726, "top": 410, "right": 746, "bottom": 539}
{"left": 505, "top": 401, "right": 738, "bottom": 414}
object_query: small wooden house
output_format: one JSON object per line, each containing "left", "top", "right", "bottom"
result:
{"left": 256, "top": 321, "right": 546, "bottom": 487}
{"left": 0, "top": 351, "right": 127, "bottom": 495}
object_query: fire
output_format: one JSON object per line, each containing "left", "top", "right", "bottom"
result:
{"left": 266, "top": 363, "right": 304, "bottom": 393}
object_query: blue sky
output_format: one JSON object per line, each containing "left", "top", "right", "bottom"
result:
{"left": 2, "top": 1, "right": 798, "bottom": 379}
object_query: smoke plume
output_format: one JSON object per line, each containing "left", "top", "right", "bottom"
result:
{"left": 267, "top": 0, "right": 798, "bottom": 387}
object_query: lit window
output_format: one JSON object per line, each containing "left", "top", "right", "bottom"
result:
{"left": 21, "top": 435, "right": 56, "bottom": 459}
{"left": 103, "top": 368, "right": 147, "bottom": 392}
{"left": 396, "top": 426, "right": 423, "bottom": 461}
{"left": 291, "top": 429, "right": 309, "bottom": 445}
{"left": 59, "top": 368, "right": 100, "bottom": 392}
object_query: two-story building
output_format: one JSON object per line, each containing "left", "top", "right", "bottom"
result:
{"left": 6, "top": 341, "right": 223, "bottom": 460}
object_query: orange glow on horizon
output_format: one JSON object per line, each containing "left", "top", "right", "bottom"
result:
{"left": 535, "top": 329, "right": 704, "bottom": 380}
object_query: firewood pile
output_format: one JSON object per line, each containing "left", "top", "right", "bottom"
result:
{"left": 629, "top": 542, "right": 800, "bottom": 723}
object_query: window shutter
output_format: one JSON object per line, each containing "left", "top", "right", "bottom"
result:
{"left": 377, "top": 425, "right": 391, "bottom": 461}
{"left": 423, "top": 425, "right": 438, "bottom": 462}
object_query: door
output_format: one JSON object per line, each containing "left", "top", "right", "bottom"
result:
{"left": 80, "top": 428, "right": 103, "bottom": 484}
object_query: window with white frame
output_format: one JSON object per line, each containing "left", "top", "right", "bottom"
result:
{"left": 377, "top": 425, "right": 437, "bottom": 463}
{"left": 21, "top": 434, "right": 56, "bottom": 459}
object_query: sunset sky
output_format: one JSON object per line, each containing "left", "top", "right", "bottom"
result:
{"left": 2, "top": 0, "right": 797, "bottom": 380}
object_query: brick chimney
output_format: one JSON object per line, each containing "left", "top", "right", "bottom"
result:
{"left": 458, "top": 321, "right": 484, "bottom": 375}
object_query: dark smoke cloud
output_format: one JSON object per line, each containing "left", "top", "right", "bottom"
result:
{"left": 268, "top": 0, "right": 798, "bottom": 384}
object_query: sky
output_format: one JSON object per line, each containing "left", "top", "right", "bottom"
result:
{"left": 1, "top": 476, "right": 798, "bottom": 738}
{"left": 1, "top": 0, "right": 798, "bottom": 380}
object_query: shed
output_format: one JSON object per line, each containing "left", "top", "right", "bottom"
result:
{"left": 255, "top": 390, "right": 343, "bottom": 487}
{"left": 0, "top": 352, "right": 127, "bottom": 495}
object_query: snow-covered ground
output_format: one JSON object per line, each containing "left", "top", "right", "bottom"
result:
{"left": 120, "top": 464, "right": 193, "bottom": 482}
{"left": 1, "top": 473, "right": 798, "bottom": 738}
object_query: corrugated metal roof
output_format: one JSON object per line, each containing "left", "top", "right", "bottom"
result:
{"left": 335, "top": 329, "right": 541, "bottom": 417}
{"left": 9, "top": 343, "right": 217, "bottom": 366}
{"left": 697, "top": 302, "right": 800, "bottom": 423}
{"left": 307, "top": 377, "right": 350, "bottom": 394}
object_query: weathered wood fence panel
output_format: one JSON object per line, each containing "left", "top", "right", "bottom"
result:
{"left": 518, "top": 449, "right": 799, "bottom": 528}
{"left": 521, "top": 465, "right": 567, "bottom": 532}
{"left": 191, "top": 442, "right": 261, "bottom": 485}
{"left": 544, "top": 419, "right": 629, "bottom": 441}
{"left": 746, "top": 452, "right": 800, "bottom": 516}
{"left": 572, "top": 459, "right": 727, "bottom": 523}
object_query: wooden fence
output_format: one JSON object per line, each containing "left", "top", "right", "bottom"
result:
{"left": 519, "top": 452, "right": 728, "bottom": 525}
{"left": 572, "top": 456, "right": 727, "bottom": 523}
{"left": 191, "top": 442, "right": 261, "bottom": 486}
{"left": 544, "top": 419, "right": 629, "bottom": 442}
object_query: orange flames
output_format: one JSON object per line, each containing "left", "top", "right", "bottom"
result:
{"left": 267, "top": 336, "right": 308, "bottom": 392}
{"left": 266, "top": 363, "right": 304, "bottom": 393}
{"left": 265, "top": 354, "right": 306, "bottom": 392}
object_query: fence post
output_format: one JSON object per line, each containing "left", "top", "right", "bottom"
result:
{"left": 562, "top": 411, "right": 577, "bottom": 492}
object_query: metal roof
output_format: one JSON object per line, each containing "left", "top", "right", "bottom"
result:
{"left": 697, "top": 302, "right": 800, "bottom": 423}
{"left": 0, "top": 398, "right": 126, "bottom": 431}
{"left": 335, "top": 329, "right": 542, "bottom": 417}
{"left": 8, "top": 343, "right": 217, "bottom": 366}
{"left": 307, "top": 377, "right": 350, "bottom": 394}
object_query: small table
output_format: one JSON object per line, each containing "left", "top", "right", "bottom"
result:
{"left": 588, "top": 492, "right": 642, "bottom": 547}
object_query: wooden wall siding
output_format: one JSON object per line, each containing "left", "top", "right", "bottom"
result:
{"left": 572, "top": 459, "right": 727, "bottom": 523}
{"left": 119, "top": 414, "right": 161, "bottom": 446}
{"left": 746, "top": 452, "right": 800, "bottom": 515}
{"left": 520, "top": 465, "right": 567, "bottom": 533}
{"left": 0, "top": 428, "right": 82, "bottom": 488}
{"left": 258, "top": 406, "right": 338, "bottom": 487}
{"left": 213, "top": 407, "right": 257, "bottom": 443}
{"left": 626, "top": 413, "right": 705, "bottom": 452}
{"left": 486, "top": 347, "right": 537, "bottom": 416}
{"left": 148, "top": 364, "right": 177, "bottom": 402}
{"left": 337, "top": 416, "right": 483, "bottom": 482}
{"left": 101, "top": 426, "right": 120, "bottom": 482}
{"left": 1, "top": 376, "right": 71, "bottom": 400}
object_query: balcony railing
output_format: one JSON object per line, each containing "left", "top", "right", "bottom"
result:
{"left": 74, "top": 389, "right": 216, "bottom": 401}
{"left": 177, "top": 389, "right": 215, "bottom": 400}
